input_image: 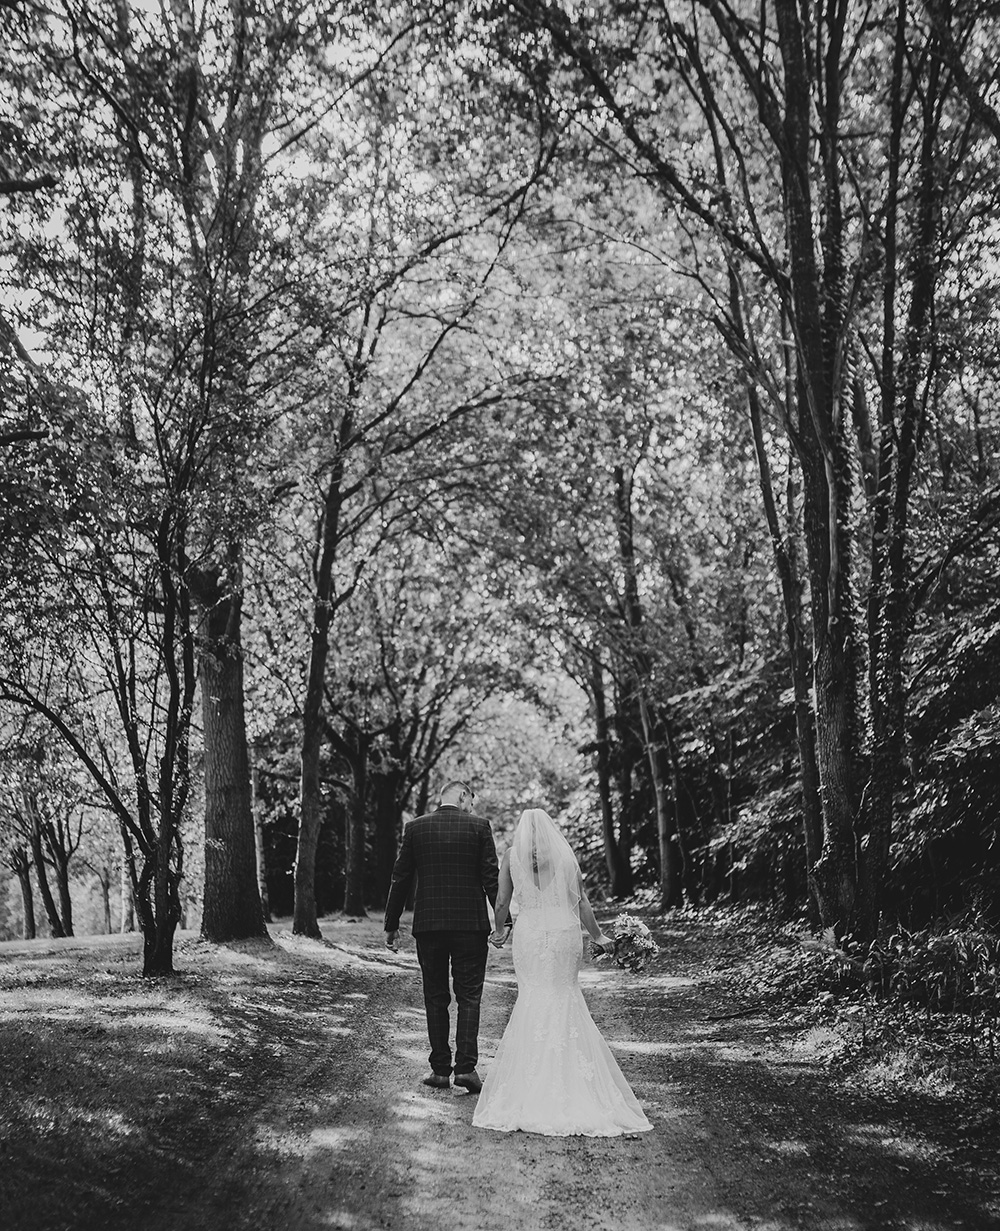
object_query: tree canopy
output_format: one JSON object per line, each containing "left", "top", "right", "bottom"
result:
{"left": 2, "top": 0, "right": 998, "bottom": 967}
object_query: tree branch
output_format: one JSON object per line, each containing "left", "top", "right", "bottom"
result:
{"left": 0, "top": 174, "right": 58, "bottom": 194}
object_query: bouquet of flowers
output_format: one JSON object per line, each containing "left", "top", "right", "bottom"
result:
{"left": 593, "top": 913, "right": 658, "bottom": 973}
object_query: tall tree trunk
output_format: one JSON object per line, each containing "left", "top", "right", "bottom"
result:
{"left": 731, "top": 255, "right": 824, "bottom": 921}
{"left": 614, "top": 464, "right": 682, "bottom": 910}
{"left": 98, "top": 869, "right": 112, "bottom": 934}
{"left": 120, "top": 854, "right": 135, "bottom": 933}
{"left": 782, "top": 457, "right": 824, "bottom": 925}
{"left": 663, "top": 716, "right": 697, "bottom": 901}
{"left": 296, "top": 717, "right": 326, "bottom": 937}
{"left": 799, "top": 446, "right": 862, "bottom": 937}
{"left": 251, "top": 754, "right": 271, "bottom": 923}
{"left": 295, "top": 470, "right": 347, "bottom": 938}
{"left": 774, "top": 0, "right": 861, "bottom": 939}
{"left": 52, "top": 849, "right": 74, "bottom": 937}
{"left": 638, "top": 696, "right": 682, "bottom": 910}
{"left": 142, "top": 807, "right": 183, "bottom": 976}
{"left": 343, "top": 728, "right": 369, "bottom": 918}
{"left": 139, "top": 882, "right": 177, "bottom": 976}
{"left": 134, "top": 520, "right": 194, "bottom": 976}
{"left": 371, "top": 767, "right": 403, "bottom": 909}
{"left": 745, "top": 378, "right": 824, "bottom": 920}
{"left": 857, "top": 10, "right": 943, "bottom": 942}
{"left": 591, "top": 655, "right": 632, "bottom": 897}
{"left": 11, "top": 847, "right": 36, "bottom": 940}
{"left": 29, "top": 828, "right": 65, "bottom": 939}
{"left": 194, "top": 569, "right": 266, "bottom": 943}
{"left": 613, "top": 676, "right": 638, "bottom": 874}
{"left": 41, "top": 816, "right": 76, "bottom": 937}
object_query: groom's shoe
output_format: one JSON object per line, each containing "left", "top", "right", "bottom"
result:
{"left": 453, "top": 1069, "right": 482, "bottom": 1093}
{"left": 422, "top": 1073, "right": 450, "bottom": 1089}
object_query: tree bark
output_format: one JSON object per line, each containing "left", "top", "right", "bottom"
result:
{"left": 773, "top": 0, "right": 862, "bottom": 939}
{"left": 98, "top": 868, "right": 112, "bottom": 933}
{"left": 295, "top": 464, "right": 347, "bottom": 938}
{"left": 29, "top": 827, "right": 65, "bottom": 939}
{"left": 52, "top": 849, "right": 74, "bottom": 937}
{"left": 591, "top": 654, "right": 632, "bottom": 897}
{"left": 745, "top": 374, "right": 823, "bottom": 921}
{"left": 251, "top": 755, "right": 271, "bottom": 923}
{"left": 120, "top": 854, "right": 135, "bottom": 933}
{"left": 613, "top": 671, "right": 639, "bottom": 875}
{"left": 11, "top": 847, "right": 36, "bottom": 940}
{"left": 194, "top": 569, "right": 266, "bottom": 943}
{"left": 371, "top": 769, "right": 403, "bottom": 908}
{"left": 639, "top": 695, "right": 682, "bottom": 911}
{"left": 857, "top": 8, "right": 944, "bottom": 942}
{"left": 139, "top": 889, "right": 177, "bottom": 975}
{"left": 296, "top": 719, "right": 326, "bottom": 937}
{"left": 343, "top": 726, "right": 369, "bottom": 918}
{"left": 41, "top": 818, "right": 76, "bottom": 938}
{"left": 614, "top": 464, "right": 682, "bottom": 910}
{"left": 799, "top": 447, "right": 862, "bottom": 937}
{"left": 133, "top": 802, "right": 182, "bottom": 976}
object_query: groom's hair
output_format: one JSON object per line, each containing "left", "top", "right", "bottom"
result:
{"left": 440, "top": 779, "right": 474, "bottom": 803}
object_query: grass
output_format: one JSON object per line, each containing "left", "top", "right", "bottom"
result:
{"left": 0, "top": 934, "right": 332, "bottom": 1230}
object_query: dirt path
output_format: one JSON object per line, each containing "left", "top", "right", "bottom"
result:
{"left": 2, "top": 915, "right": 997, "bottom": 1231}
{"left": 227, "top": 922, "right": 720, "bottom": 1231}
{"left": 156, "top": 917, "right": 998, "bottom": 1231}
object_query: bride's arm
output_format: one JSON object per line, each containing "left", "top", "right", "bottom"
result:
{"left": 491, "top": 850, "right": 513, "bottom": 945}
{"left": 578, "top": 873, "right": 614, "bottom": 952}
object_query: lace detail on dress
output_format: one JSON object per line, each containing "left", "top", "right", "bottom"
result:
{"left": 472, "top": 910, "right": 653, "bottom": 1137}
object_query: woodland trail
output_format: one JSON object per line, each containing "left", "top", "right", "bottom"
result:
{"left": 1, "top": 914, "right": 996, "bottom": 1231}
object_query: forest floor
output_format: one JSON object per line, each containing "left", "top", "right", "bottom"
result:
{"left": 1, "top": 909, "right": 998, "bottom": 1231}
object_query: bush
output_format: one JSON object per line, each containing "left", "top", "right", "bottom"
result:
{"left": 864, "top": 925, "right": 1000, "bottom": 1018}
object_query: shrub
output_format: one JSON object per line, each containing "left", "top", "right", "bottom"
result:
{"left": 864, "top": 925, "right": 1000, "bottom": 1019}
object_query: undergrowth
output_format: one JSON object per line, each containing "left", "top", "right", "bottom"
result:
{"left": 689, "top": 904, "right": 1000, "bottom": 1115}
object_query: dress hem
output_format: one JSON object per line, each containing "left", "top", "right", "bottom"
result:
{"left": 472, "top": 1122, "right": 653, "bottom": 1137}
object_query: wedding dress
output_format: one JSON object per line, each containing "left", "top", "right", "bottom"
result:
{"left": 473, "top": 809, "right": 652, "bottom": 1137}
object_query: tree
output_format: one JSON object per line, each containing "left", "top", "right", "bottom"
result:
{"left": 76, "top": 805, "right": 125, "bottom": 934}
{"left": 499, "top": 0, "right": 1000, "bottom": 939}
{"left": 1, "top": 0, "right": 378, "bottom": 959}
{"left": 260, "top": 9, "right": 556, "bottom": 937}
{"left": 0, "top": 725, "right": 92, "bottom": 938}
{"left": 324, "top": 533, "right": 547, "bottom": 909}
{"left": 453, "top": 183, "right": 779, "bottom": 907}
{"left": 3, "top": 843, "right": 36, "bottom": 940}
{"left": 193, "top": 563, "right": 263, "bottom": 940}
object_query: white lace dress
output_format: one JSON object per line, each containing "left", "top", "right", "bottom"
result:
{"left": 473, "top": 897, "right": 653, "bottom": 1137}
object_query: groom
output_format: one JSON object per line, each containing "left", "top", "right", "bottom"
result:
{"left": 384, "top": 780, "right": 499, "bottom": 1092}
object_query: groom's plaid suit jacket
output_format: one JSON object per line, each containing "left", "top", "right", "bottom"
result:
{"left": 383, "top": 806, "right": 499, "bottom": 934}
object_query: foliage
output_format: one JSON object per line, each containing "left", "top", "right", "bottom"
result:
{"left": 889, "top": 601, "right": 1000, "bottom": 926}
{"left": 490, "top": 0, "right": 1000, "bottom": 941}
{"left": 3, "top": 0, "right": 1000, "bottom": 949}
{"left": 740, "top": 932, "right": 870, "bottom": 1009}
{"left": 719, "top": 908, "right": 1000, "bottom": 1092}
{"left": 865, "top": 926, "right": 1000, "bottom": 1021}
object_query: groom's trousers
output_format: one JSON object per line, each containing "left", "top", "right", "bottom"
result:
{"left": 414, "top": 930, "right": 489, "bottom": 1076}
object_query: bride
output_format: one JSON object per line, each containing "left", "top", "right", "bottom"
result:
{"left": 472, "top": 808, "right": 653, "bottom": 1137}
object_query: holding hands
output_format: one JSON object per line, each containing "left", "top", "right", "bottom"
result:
{"left": 592, "top": 931, "right": 615, "bottom": 956}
